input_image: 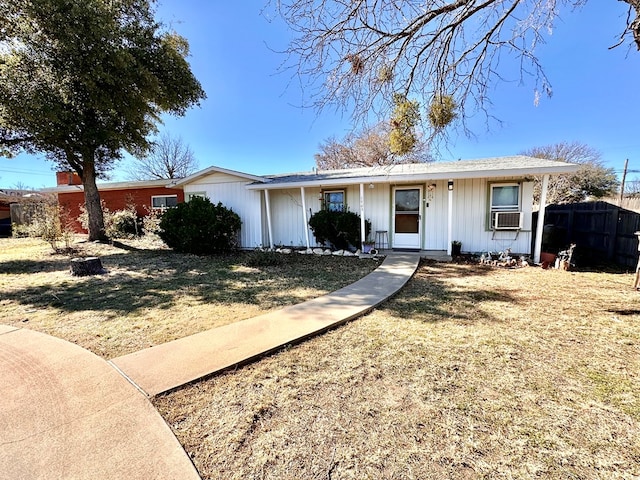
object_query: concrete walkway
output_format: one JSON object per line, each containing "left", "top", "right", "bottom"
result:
{"left": 0, "top": 252, "right": 420, "bottom": 479}
{"left": 112, "top": 252, "right": 420, "bottom": 396}
{"left": 0, "top": 325, "right": 200, "bottom": 480}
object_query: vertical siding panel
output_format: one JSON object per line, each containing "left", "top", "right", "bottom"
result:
{"left": 185, "top": 182, "right": 262, "bottom": 249}
{"left": 183, "top": 172, "right": 536, "bottom": 254}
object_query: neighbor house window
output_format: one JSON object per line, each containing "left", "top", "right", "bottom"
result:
{"left": 324, "top": 190, "right": 345, "bottom": 211}
{"left": 151, "top": 195, "right": 178, "bottom": 210}
{"left": 489, "top": 183, "right": 522, "bottom": 229}
{"left": 186, "top": 192, "right": 206, "bottom": 202}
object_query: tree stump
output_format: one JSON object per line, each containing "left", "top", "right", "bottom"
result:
{"left": 70, "top": 257, "right": 104, "bottom": 276}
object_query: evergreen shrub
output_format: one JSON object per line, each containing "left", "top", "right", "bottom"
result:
{"left": 158, "top": 197, "right": 241, "bottom": 254}
{"left": 308, "top": 209, "right": 371, "bottom": 250}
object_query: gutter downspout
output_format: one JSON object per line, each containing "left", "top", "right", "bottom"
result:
{"left": 264, "top": 189, "right": 274, "bottom": 250}
{"left": 533, "top": 174, "right": 550, "bottom": 264}
{"left": 300, "top": 186, "right": 311, "bottom": 249}
{"left": 359, "top": 183, "right": 366, "bottom": 247}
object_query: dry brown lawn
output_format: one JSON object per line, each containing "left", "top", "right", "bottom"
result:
{"left": 155, "top": 262, "right": 640, "bottom": 480}
{"left": 2, "top": 237, "right": 639, "bottom": 479}
{"left": 0, "top": 237, "right": 378, "bottom": 358}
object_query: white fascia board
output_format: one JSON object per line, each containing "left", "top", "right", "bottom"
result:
{"left": 245, "top": 164, "right": 579, "bottom": 190}
{"left": 169, "top": 165, "right": 267, "bottom": 187}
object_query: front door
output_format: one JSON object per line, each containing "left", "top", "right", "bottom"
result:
{"left": 393, "top": 187, "right": 422, "bottom": 249}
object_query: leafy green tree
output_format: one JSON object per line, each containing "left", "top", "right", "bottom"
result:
{"left": 0, "top": 0, "right": 205, "bottom": 240}
{"left": 522, "top": 142, "right": 619, "bottom": 205}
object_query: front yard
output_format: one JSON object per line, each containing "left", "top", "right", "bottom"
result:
{"left": 0, "top": 237, "right": 378, "bottom": 358}
{"left": 1, "top": 237, "right": 639, "bottom": 478}
{"left": 155, "top": 261, "right": 640, "bottom": 479}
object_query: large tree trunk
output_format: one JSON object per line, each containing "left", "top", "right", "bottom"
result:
{"left": 81, "top": 153, "right": 107, "bottom": 242}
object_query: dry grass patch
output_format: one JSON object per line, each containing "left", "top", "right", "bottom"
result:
{"left": 0, "top": 237, "right": 378, "bottom": 358}
{"left": 155, "top": 262, "right": 640, "bottom": 480}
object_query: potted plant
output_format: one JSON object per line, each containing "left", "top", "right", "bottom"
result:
{"left": 362, "top": 239, "right": 375, "bottom": 253}
{"left": 451, "top": 240, "right": 462, "bottom": 256}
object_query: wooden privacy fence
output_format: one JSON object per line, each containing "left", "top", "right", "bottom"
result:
{"left": 534, "top": 201, "right": 640, "bottom": 268}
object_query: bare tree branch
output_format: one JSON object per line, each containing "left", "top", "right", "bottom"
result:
{"left": 315, "top": 122, "right": 433, "bottom": 169}
{"left": 125, "top": 133, "right": 198, "bottom": 180}
{"left": 521, "top": 141, "right": 619, "bottom": 204}
{"left": 270, "top": 0, "right": 638, "bottom": 140}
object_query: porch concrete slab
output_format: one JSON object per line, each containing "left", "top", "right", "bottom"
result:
{"left": 0, "top": 328, "right": 200, "bottom": 480}
{"left": 112, "top": 253, "right": 420, "bottom": 397}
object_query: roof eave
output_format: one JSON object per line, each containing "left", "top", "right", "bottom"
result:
{"left": 170, "top": 165, "right": 268, "bottom": 187}
{"left": 42, "top": 179, "right": 180, "bottom": 193}
{"left": 246, "top": 164, "right": 580, "bottom": 190}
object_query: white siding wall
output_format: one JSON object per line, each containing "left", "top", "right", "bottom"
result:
{"left": 184, "top": 174, "right": 263, "bottom": 249}
{"left": 267, "top": 184, "right": 391, "bottom": 247}
{"left": 361, "top": 184, "right": 391, "bottom": 241}
{"left": 268, "top": 188, "right": 322, "bottom": 247}
{"left": 423, "top": 180, "right": 449, "bottom": 250}
{"left": 448, "top": 178, "right": 534, "bottom": 254}
{"left": 186, "top": 173, "right": 535, "bottom": 254}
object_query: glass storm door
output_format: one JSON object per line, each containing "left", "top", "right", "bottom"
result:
{"left": 393, "top": 187, "right": 422, "bottom": 249}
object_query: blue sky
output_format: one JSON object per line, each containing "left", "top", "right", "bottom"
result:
{"left": 1, "top": 1, "right": 638, "bottom": 189}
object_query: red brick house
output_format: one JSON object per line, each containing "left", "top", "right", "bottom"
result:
{"left": 45, "top": 172, "right": 185, "bottom": 233}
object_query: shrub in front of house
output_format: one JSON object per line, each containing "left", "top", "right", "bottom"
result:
{"left": 107, "top": 209, "right": 139, "bottom": 239}
{"left": 308, "top": 209, "right": 371, "bottom": 251}
{"left": 158, "top": 197, "right": 241, "bottom": 254}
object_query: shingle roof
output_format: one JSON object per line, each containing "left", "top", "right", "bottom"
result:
{"left": 246, "top": 155, "right": 579, "bottom": 189}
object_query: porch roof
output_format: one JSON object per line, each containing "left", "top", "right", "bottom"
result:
{"left": 246, "top": 156, "right": 579, "bottom": 190}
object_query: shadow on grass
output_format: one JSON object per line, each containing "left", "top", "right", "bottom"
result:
{"left": 1, "top": 249, "right": 379, "bottom": 317}
{"left": 382, "top": 260, "right": 517, "bottom": 324}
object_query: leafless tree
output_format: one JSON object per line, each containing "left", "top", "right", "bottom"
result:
{"left": 126, "top": 133, "right": 198, "bottom": 180}
{"left": 522, "top": 141, "right": 619, "bottom": 205}
{"left": 315, "top": 123, "right": 433, "bottom": 169}
{"left": 270, "top": 0, "right": 640, "bottom": 136}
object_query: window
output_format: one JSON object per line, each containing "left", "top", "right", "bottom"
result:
{"left": 323, "top": 190, "right": 345, "bottom": 211}
{"left": 489, "top": 183, "right": 522, "bottom": 229}
{"left": 151, "top": 195, "right": 178, "bottom": 210}
{"left": 186, "top": 192, "right": 206, "bottom": 202}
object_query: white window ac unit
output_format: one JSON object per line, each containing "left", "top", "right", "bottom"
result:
{"left": 493, "top": 211, "right": 523, "bottom": 230}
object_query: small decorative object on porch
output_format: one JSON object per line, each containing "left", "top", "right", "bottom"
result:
{"left": 539, "top": 251, "right": 556, "bottom": 269}
{"left": 451, "top": 240, "right": 462, "bottom": 256}
{"left": 362, "top": 240, "right": 375, "bottom": 254}
{"left": 555, "top": 244, "right": 576, "bottom": 271}
{"left": 70, "top": 257, "right": 105, "bottom": 276}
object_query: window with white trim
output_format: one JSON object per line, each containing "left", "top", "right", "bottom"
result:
{"left": 151, "top": 195, "right": 178, "bottom": 210}
{"left": 186, "top": 192, "right": 206, "bottom": 202}
{"left": 323, "top": 190, "right": 345, "bottom": 211}
{"left": 489, "top": 183, "right": 522, "bottom": 230}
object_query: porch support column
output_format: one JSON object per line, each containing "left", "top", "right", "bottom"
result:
{"left": 300, "top": 186, "right": 311, "bottom": 249}
{"left": 533, "top": 174, "right": 550, "bottom": 264}
{"left": 447, "top": 179, "right": 453, "bottom": 255}
{"left": 264, "top": 189, "right": 274, "bottom": 250}
{"left": 359, "top": 183, "right": 366, "bottom": 247}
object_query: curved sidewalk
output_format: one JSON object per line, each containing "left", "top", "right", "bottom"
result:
{"left": 0, "top": 252, "right": 419, "bottom": 479}
{"left": 0, "top": 325, "right": 200, "bottom": 480}
{"left": 112, "top": 252, "right": 420, "bottom": 396}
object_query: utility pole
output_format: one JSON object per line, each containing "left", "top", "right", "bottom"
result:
{"left": 620, "top": 158, "right": 629, "bottom": 207}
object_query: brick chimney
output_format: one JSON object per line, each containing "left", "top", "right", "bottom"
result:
{"left": 56, "top": 171, "right": 82, "bottom": 186}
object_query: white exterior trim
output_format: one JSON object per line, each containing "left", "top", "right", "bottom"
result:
{"left": 264, "top": 189, "right": 274, "bottom": 249}
{"left": 533, "top": 174, "right": 550, "bottom": 263}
